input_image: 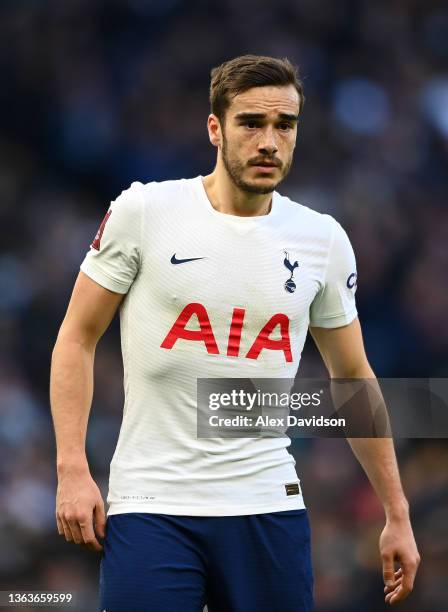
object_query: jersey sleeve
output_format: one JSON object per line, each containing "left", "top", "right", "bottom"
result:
{"left": 309, "top": 219, "right": 358, "bottom": 328}
{"left": 80, "top": 181, "right": 144, "bottom": 294}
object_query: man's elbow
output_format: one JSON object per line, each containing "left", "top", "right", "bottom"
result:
{"left": 52, "top": 328, "right": 97, "bottom": 359}
{"left": 328, "top": 360, "right": 375, "bottom": 379}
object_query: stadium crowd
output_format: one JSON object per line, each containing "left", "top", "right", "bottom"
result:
{"left": 0, "top": 1, "right": 447, "bottom": 610}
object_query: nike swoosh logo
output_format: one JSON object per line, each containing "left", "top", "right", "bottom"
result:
{"left": 171, "top": 253, "right": 206, "bottom": 265}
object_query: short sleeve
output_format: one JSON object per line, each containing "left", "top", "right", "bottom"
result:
{"left": 309, "top": 219, "right": 358, "bottom": 328}
{"left": 80, "top": 181, "right": 144, "bottom": 294}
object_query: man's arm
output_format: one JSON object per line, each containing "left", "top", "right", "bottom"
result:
{"left": 50, "top": 271, "right": 124, "bottom": 552}
{"left": 310, "top": 318, "right": 421, "bottom": 606}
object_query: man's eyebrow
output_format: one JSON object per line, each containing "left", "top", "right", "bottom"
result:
{"left": 234, "top": 112, "right": 299, "bottom": 122}
{"left": 278, "top": 113, "right": 299, "bottom": 122}
{"left": 234, "top": 112, "right": 266, "bottom": 120}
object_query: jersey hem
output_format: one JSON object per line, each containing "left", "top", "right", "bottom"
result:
{"left": 106, "top": 497, "right": 306, "bottom": 517}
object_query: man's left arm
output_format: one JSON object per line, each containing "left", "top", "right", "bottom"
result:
{"left": 310, "top": 318, "right": 421, "bottom": 606}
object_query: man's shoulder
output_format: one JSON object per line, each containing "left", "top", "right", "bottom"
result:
{"left": 139, "top": 176, "right": 195, "bottom": 199}
{"left": 114, "top": 177, "right": 196, "bottom": 216}
{"left": 275, "top": 190, "right": 338, "bottom": 234}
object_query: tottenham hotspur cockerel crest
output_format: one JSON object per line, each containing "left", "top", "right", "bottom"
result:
{"left": 283, "top": 251, "right": 299, "bottom": 293}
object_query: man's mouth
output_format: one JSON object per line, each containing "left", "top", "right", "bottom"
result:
{"left": 249, "top": 160, "right": 281, "bottom": 169}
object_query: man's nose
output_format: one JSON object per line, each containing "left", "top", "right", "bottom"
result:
{"left": 258, "top": 128, "right": 278, "bottom": 156}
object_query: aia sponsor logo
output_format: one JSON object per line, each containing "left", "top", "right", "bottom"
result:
{"left": 160, "top": 303, "right": 293, "bottom": 362}
{"left": 91, "top": 209, "right": 112, "bottom": 251}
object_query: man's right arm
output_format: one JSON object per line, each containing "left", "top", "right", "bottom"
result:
{"left": 50, "top": 271, "right": 124, "bottom": 552}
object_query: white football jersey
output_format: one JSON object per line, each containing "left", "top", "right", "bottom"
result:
{"left": 80, "top": 176, "right": 358, "bottom": 516}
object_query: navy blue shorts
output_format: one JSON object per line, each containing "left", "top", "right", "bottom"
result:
{"left": 99, "top": 509, "right": 314, "bottom": 612}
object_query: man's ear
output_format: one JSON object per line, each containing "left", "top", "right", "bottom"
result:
{"left": 207, "top": 114, "right": 223, "bottom": 148}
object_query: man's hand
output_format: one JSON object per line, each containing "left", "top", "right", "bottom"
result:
{"left": 56, "top": 463, "right": 106, "bottom": 553}
{"left": 380, "top": 515, "right": 421, "bottom": 605}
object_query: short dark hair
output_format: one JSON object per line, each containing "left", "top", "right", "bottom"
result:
{"left": 209, "top": 54, "right": 305, "bottom": 122}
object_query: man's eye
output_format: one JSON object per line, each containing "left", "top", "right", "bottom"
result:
{"left": 245, "top": 121, "right": 259, "bottom": 129}
{"left": 278, "top": 123, "right": 293, "bottom": 131}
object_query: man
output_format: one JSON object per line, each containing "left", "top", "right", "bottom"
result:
{"left": 50, "top": 55, "right": 420, "bottom": 611}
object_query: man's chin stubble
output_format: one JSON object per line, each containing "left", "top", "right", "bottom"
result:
{"left": 238, "top": 181, "right": 277, "bottom": 195}
{"left": 221, "top": 147, "right": 291, "bottom": 194}
{"left": 234, "top": 170, "right": 289, "bottom": 194}
{"left": 225, "top": 164, "right": 283, "bottom": 194}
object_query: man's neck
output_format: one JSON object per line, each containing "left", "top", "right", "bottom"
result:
{"left": 202, "top": 168, "right": 273, "bottom": 217}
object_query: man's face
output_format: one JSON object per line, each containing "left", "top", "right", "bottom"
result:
{"left": 218, "top": 85, "right": 300, "bottom": 194}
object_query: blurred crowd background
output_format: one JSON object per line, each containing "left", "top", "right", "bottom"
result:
{"left": 1, "top": 0, "right": 447, "bottom": 610}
